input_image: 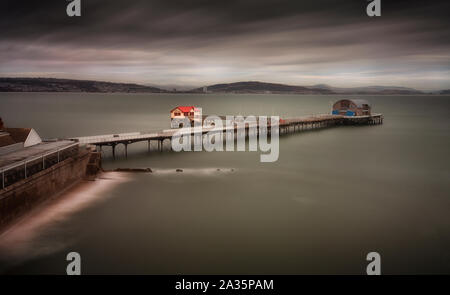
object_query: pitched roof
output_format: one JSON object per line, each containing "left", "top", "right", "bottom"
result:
{"left": 5, "top": 128, "right": 31, "bottom": 143}
{"left": 0, "top": 133, "right": 16, "bottom": 147}
{"left": 171, "top": 106, "right": 196, "bottom": 113}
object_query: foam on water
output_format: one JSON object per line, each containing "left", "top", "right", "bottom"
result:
{"left": 151, "top": 167, "right": 236, "bottom": 176}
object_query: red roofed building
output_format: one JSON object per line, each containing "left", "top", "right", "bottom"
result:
{"left": 170, "top": 106, "right": 201, "bottom": 127}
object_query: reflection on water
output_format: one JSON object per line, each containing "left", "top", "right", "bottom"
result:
{"left": 0, "top": 172, "right": 130, "bottom": 272}
{"left": 0, "top": 93, "right": 449, "bottom": 274}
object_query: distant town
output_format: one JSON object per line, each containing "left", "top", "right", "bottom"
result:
{"left": 0, "top": 77, "right": 448, "bottom": 95}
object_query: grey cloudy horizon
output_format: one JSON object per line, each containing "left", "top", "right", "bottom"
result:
{"left": 1, "top": 0, "right": 449, "bottom": 90}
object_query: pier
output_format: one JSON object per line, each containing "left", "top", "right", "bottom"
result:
{"left": 0, "top": 111, "right": 383, "bottom": 230}
{"left": 69, "top": 113, "right": 383, "bottom": 159}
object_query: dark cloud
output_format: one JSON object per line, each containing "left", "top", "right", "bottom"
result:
{"left": 2, "top": 0, "right": 449, "bottom": 45}
{"left": 0, "top": 0, "right": 449, "bottom": 89}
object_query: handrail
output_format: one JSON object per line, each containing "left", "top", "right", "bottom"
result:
{"left": 0, "top": 142, "right": 79, "bottom": 174}
{"left": 69, "top": 113, "right": 382, "bottom": 145}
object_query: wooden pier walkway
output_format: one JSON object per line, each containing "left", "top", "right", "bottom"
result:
{"left": 69, "top": 113, "right": 383, "bottom": 158}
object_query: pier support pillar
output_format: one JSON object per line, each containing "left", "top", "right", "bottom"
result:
{"left": 112, "top": 144, "right": 116, "bottom": 160}
{"left": 124, "top": 143, "right": 128, "bottom": 158}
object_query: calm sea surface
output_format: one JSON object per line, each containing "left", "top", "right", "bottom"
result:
{"left": 0, "top": 93, "right": 449, "bottom": 274}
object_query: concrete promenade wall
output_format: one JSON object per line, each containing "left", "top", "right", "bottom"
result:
{"left": 0, "top": 148, "right": 91, "bottom": 232}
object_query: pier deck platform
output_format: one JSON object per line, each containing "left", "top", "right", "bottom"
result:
{"left": 68, "top": 113, "right": 383, "bottom": 158}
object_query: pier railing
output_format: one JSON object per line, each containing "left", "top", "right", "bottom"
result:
{"left": 0, "top": 142, "right": 79, "bottom": 190}
{"left": 68, "top": 113, "right": 383, "bottom": 159}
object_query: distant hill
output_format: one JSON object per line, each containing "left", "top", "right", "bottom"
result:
{"left": 192, "top": 81, "right": 428, "bottom": 95}
{"left": 191, "top": 81, "right": 334, "bottom": 94}
{"left": 1, "top": 77, "right": 442, "bottom": 95}
{"left": 307, "top": 84, "right": 424, "bottom": 95}
{"left": 0, "top": 78, "right": 166, "bottom": 93}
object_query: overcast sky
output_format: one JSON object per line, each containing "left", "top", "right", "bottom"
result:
{"left": 0, "top": 0, "right": 449, "bottom": 90}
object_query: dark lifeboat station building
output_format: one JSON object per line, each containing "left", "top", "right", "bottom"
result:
{"left": 332, "top": 99, "right": 371, "bottom": 116}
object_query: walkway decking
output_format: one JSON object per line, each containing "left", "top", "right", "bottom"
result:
{"left": 69, "top": 113, "right": 383, "bottom": 158}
